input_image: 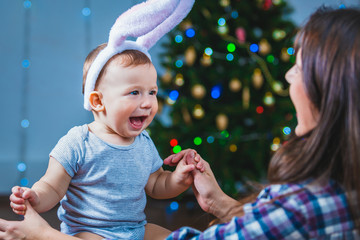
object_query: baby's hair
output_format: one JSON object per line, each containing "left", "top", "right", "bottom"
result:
{"left": 82, "top": 43, "right": 151, "bottom": 94}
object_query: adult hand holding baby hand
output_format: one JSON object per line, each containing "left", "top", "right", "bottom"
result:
{"left": 9, "top": 186, "right": 39, "bottom": 215}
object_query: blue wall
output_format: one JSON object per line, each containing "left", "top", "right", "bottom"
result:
{"left": 0, "top": 0, "right": 359, "bottom": 194}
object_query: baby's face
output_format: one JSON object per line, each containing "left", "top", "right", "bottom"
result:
{"left": 98, "top": 61, "right": 158, "bottom": 140}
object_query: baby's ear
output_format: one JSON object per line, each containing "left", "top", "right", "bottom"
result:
{"left": 89, "top": 91, "right": 105, "bottom": 112}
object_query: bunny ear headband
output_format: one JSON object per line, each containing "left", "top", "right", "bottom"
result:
{"left": 84, "top": 0, "right": 195, "bottom": 110}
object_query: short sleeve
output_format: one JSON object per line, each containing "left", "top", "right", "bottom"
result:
{"left": 49, "top": 126, "right": 86, "bottom": 177}
{"left": 142, "top": 130, "right": 163, "bottom": 173}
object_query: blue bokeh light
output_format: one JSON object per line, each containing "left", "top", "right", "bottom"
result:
{"left": 211, "top": 86, "right": 221, "bottom": 99}
{"left": 169, "top": 90, "right": 179, "bottom": 101}
{"left": 339, "top": 4, "right": 346, "bottom": 9}
{"left": 22, "top": 59, "right": 30, "bottom": 68}
{"left": 231, "top": 11, "right": 239, "bottom": 19}
{"left": 17, "top": 162, "right": 27, "bottom": 172}
{"left": 175, "top": 60, "right": 183, "bottom": 68}
{"left": 226, "top": 53, "right": 234, "bottom": 61}
{"left": 21, "top": 119, "right": 30, "bottom": 128}
{"left": 170, "top": 201, "right": 179, "bottom": 211}
{"left": 207, "top": 136, "right": 215, "bottom": 144}
{"left": 82, "top": 7, "right": 91, "bottom": 16}
{"left": 23, "top": 0, "right": 32, "bottom": 8}
{"left": 250, "top": 44, "right": 259, "bottom": 53}
{"left": 175, "top": 35, "right": 183, "bottom": 43}
{"left": 204, "top": 47, "right": 213, "bottom": 56}
{"left": 185, "top": 28, "right": 195, "bottom": 38}
{"left": 287, "top": 47, "right": 295, "bottom": 55}
{"left": 283, "top": 127, "right": 291, "bottom": 135}
{"left": 218, "top": 18, "right": 226, "bottom": 26}
{"left": 20, "top": 178, "right": 29, "bottom": 186}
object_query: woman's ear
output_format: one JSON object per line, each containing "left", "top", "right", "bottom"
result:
{"left": 89, "top": 91, "right": 105, "bottom": 112}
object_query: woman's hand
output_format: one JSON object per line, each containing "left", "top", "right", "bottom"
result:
{"left": 10, "top": 186, "right": 40, "bottom": 215}
{"left": 163, "top": 149, "right": 204, "bottom": 172}
{"left": 0, "top": 201, "right": 80, "bottom": 240}
{"left": 0, "top": 201, "right": 48, "bottom": 240}
{"left": 191, "top": 156, "right": 241, "bottom": 223}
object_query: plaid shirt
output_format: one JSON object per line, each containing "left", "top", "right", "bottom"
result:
{"left": 167, "top": 180, "right": 359, "bottom": 239}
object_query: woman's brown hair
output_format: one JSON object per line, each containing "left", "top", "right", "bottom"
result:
{"left": 268, "top": 7, "right": 360, "bottom": 225}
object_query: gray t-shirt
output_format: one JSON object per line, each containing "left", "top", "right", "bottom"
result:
{"left": 50, "top": 124, "right": 163, "bottom": 239}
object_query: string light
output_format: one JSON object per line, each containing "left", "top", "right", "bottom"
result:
{"left": 266, "top": 55, "right": 275, "bottom": 63}
{"left": 256, "top": 106, "right": 264, "bottom": 114}
{"left": 231, "top": 11, "right": 239, "bottom": 19}
{"left": 204, "top": 47, "right": 213, "bottom": 56}
{"left": 173, "top": 145, "right": 182, "bottom": 153}
{"left": 226, "top": 53, "right": 234, "bottom": 61}
{"left": 175, "top": 35, "right": 183, "bottom": 43}
{"left": 218, "top": 18, "right": 226, "bottom": 26}
{"left": 207, "top": 136, "right": 215, "bottom": 143}
{"left": 175, "top": 59, "right": 183, "bottom": 68}
{"left": 211, "top": 85, "right": 221, "bottom": 99}
{"left": 250, "top": 43, "right": 259, "bottom": 53}
{"left": 169, "top": 201, "right": 179, "bottom": 211}
{"left": 170, "top": 139, "right": 178, "bottom": 147}
{"left": 193, "top": 137, "right": 202, "bottom": 145}
{"left": 229, "top": 144, "right": 237, "bottom": 152}
{"left": 221, "top": 130, "right": 230, "bottom": 138}
{"left": 287, "top": 47, "right": 295, "bottom": 55}
{"left": 169, "top": 90, "right": 179, "bottom": 101}
{"left": 227, "top": 43, "right": 236, "bottom": 52}
{"left": 185, "top": 28, "right": 195, "bottom": 38}
{"left": 283, "top": 127, "right": 291, "bottom": 135}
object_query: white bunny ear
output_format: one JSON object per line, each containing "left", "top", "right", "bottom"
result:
{"left": 136, "top": 0, "right": 195, "bottom": 50}
{"left": 108, "top": 0, "right": 180, "bottom": 48}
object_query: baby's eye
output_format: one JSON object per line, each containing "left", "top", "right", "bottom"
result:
{"left": 130, "top": 90, "right": 139, "bottom": 95}
{"left": 149, "top": 90, "right": 157, "bottom": 96}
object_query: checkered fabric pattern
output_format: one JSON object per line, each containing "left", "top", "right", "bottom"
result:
{"left": 166, "top": 180, "right": 359, "bottom": 239}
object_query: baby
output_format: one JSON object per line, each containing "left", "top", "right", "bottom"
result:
{"left": 10, "top": 44, "right": 203, "bottom": 240}
{"left": 10, "top": 0, "right": 199, "bottom": 238}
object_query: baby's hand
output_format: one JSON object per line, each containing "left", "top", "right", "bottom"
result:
{"left": 164, "top": 149, "right": 205, "bottom": 172}
{"left": 9, "top": 186, "right": 39, "bottom": 215}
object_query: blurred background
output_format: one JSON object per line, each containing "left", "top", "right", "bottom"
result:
{"left": 1, "top": 0, "right": 359, "bottom": 232}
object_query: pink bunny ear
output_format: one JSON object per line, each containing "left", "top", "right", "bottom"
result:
{"left": 84, "top": 0, "right": 195, "bottom": 111}
{"left": 136, "top": 0, "right": 195, "bottom": 50}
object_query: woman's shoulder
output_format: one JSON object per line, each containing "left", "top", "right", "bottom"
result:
{"left": 249, "top": 179, "right": 356, "bottom": 238}
{"left": 255, "top": 179, "right": 349, "bottom": 213}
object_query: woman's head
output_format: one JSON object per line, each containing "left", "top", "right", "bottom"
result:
{"left": 285, "top": 49, "right": 319, "bottom": 136}
{"left": 269, "top": 7, "right": 360, "bottom": 221}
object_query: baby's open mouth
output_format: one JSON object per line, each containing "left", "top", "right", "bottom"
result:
{"left": 129, "top": 116, "right": 147, "bottom": 129}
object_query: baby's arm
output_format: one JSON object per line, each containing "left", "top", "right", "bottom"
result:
{"left": 145, "top": 150, "right": 204, "bottom": 199}
{"left": 10, "top": 157, "right": 71, "bottom": 214}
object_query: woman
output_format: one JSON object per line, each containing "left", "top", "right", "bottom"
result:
{"left": 1, "top": 7, "right": 360, "bottom": 240}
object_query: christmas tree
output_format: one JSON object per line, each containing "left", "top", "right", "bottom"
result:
{"left": 150, "top": 0, "right": 298, "bottom": 196}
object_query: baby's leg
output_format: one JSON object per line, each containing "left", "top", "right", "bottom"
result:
{"left": 74, "top": 231, "right": 104, "bottom": 240}
{"left": 144, "top": 223, "right": 171, "bottom": 240}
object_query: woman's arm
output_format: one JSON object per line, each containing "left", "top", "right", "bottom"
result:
{"left": 164, "top": 151, "right": 240, "bottom": 222}
{"left": 191, "top": 159, "right": 241, "bottom": 222}
{"left": 146, "top": 150, "right": 197, "bottom": 199}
